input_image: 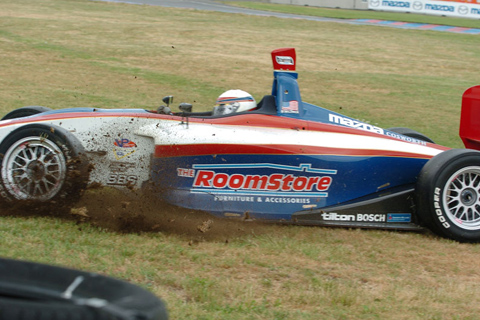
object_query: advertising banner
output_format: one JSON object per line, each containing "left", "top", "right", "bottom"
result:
{"left": 368, "top": 0, "right": 480, "bottom": 18}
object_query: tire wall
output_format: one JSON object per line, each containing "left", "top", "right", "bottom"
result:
{"left": 266, "top": 0, "right": 480, "bottom": 18}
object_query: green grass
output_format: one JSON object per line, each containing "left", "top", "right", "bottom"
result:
{"left": 4, "top": 212, "right": 480, "bottom": 319}
{"left": 2, "top": 0, "right": 480, "bottom": 319}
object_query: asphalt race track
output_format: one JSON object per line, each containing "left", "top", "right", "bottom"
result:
{"left": 97, "top": 0, "right": 344, "bottom": 22}
{"left": 97, "top": 0, "right": 480, "bottom": 34}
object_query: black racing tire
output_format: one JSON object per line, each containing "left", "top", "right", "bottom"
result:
{"left": 0, "top": 124, "right": 89, "bottom": 212}
{"left": 1, "top": 106, "right": 51, "bottom": 120}
{"left": 0, "top": 258, "right": 168, "bottom": 320}
{"left": 0, "top": 298, "right": 111, "bottom": 320}
{"left": 388, "top": 127, "right": 435, "bottom": 143}
{"left": 416, "top": 149, "right": 480, "bottom": 242}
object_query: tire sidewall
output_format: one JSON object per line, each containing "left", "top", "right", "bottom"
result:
{"left": 416, "top": 149, "right": 480, "bottom": 242}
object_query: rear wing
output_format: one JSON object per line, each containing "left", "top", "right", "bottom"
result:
{"left": 460, "top": 85, "right": 480, "bottom": 151}
{"left": 270, "top": 48, "right": 304, "bottom": 117}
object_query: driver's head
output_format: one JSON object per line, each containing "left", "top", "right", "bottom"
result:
{"left": 212, "top": 90, "right": 256, "bottom": 116}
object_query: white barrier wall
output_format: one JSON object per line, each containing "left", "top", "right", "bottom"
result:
{"left": 368, "top": 0, "right": 480, "bottom": 19}
{"left": 268, "top": 0, "right": 480, "bottom": 18}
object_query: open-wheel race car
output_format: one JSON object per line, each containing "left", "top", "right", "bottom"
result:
{"left": 2, "top": 48, "right": 480, "bottom": 242}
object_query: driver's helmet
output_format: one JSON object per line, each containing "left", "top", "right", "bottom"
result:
{"left": 212, "top": 90, "right": 256, "bottom": 116}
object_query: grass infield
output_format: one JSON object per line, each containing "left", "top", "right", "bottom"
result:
{"left": 1, "top": 0, "right": 480, "bottom": 319}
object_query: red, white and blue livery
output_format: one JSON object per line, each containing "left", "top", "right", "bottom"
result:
{"left": 2, "top": 48, "right": 480, "bottom": 242}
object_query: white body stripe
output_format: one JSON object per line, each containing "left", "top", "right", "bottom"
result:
{"left": 0, "top": 114, "right": 444, "bottom": 188}
{"left": 138, "top": 120, "right": 443, "bottom": 157}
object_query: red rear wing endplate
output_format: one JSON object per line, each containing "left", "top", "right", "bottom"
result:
{"left": 460, "top": 85, "right": 480, "bottom": 150}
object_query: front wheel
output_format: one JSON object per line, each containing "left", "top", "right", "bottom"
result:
{"left": 416, "top": 149, "right": 480, "bottom": 242}
{"left": 0, "top": 125, "right": 89, "bottom": 211}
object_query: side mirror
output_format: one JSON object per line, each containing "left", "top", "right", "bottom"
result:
{"left": 179, "top": 103, "right": 192, "bottom": 113}
{"left": 162, "top": 96, "right": 174, "bottom": 107}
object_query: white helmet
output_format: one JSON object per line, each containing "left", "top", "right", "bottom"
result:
{"left": 212, "top": 90, "right": 256, "bottom": 116}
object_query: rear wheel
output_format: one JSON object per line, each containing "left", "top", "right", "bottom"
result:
{"left": 0, "top": 125, "right": 89, "bottom": 211}
{"left": 416, "top": 149, "right": 480, "bottom": 242}
{"left": 1, "top": 106, "right": 51, "bottom": 120}
{"left": 388, "top": 127, "right": 434, "bottom": 143}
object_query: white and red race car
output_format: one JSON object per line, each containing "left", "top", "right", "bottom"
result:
{"left": 1, "top": 48, "right": 480, "bottom": 242}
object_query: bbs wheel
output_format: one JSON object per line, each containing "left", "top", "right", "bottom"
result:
{"left": 1, "top": 106, "right": 51, "bottom": 120}
{"left": 416, "top": 149, "right": 480, "bottom": 242}
{"left": 2, "top": 137, "right": 66, "bottom": 201}
{"left": 0, "top": 125, "right": 89, "bottom": 211}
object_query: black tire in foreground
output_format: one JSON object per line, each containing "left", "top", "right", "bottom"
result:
{"left": 1, "top": 106, "right": 51, "bottom": 120}
{"left": 388, "top": 127, "right": 435, "bottom": 143}
{"left": 416, "top": 149, "right": 480, "bottom": 242}
{"left": 0, "top": 124, "right": 89, "bottom": 211}
{"left": 0, "top": 257, "right": 168, "bottom": 320}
